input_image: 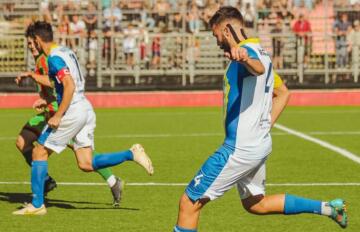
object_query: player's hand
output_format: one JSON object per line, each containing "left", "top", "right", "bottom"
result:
{"left": 226, "top": 47, "right": 249, "bottom": 63}
{"left": 48, "top": 115, "right": 61, "bottom": 129}
{"left": 33, "top": 98, "right": 47, "bottom": 113}
{"left": 15, "top": 72, "right": 32, "bottom": 86}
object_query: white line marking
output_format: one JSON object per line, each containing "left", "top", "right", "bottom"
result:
{"left": 0, "top": 181, "right": 359, "bottom": 187}
{"left": 274, "top": 123, "right": 360, "bottom": 164}
{"left": 1, "top": 131, "right": 360, "bottom": 141}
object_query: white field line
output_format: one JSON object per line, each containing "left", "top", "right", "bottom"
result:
{"left": 274, "top": 123, "right": 360, "bottom": 164}
{"left": 1, "top": 131, "right": 360, "bottom": 141}
{"left": 0, "top": 181, "right": 359, "bottom": 187}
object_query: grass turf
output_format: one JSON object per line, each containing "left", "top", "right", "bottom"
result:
{"left": 0, "top": 106, "right": 359, "bottom": 231}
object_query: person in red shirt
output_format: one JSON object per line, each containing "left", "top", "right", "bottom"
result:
{"left": 292, "top": 14, "right": 312, "bottom": 65}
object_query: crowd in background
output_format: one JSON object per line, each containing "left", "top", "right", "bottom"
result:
{"left": 1, "top": 0, "right": 360, "bottom": 73}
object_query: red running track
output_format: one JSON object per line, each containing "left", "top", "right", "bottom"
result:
{"left": 0, "top": 90, "right": 359, "bottom": 108}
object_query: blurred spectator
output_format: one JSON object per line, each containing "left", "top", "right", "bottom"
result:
{"left": 242, "top": 3, "right": 255, "bottom": 29}
{"left": 293, "top": 0, "right": 313, "bottom": 9}
{"left": 154, "top": 0, "right": 170, "bottom": 27}
{"left": 123, "top": 23, "right": 139, "bottom": 68}
{"left": 69, "top": 15, "right": 86, "bottom": 51}
{"left": 292, "top": 14, "right": 312, "bottom": 65}
{"left": 348, "top": 20, "right": 360, "bottom": 69}
{"left": 334, "top": 13, "right": 352, "bottom": 68}
{"left": 58, "top": 15, "right": 70, "bottom": 47}
{"left": 292, "top": 0, "right": 310, "bottom": 20}
{"left": 3, "top": 3, "right": 15, "bottom": 21}
{"left": 203, "top": 0, "right": 220, "bottom": 29}
{"left": 40, "top": 0, "right": 52, "bottom": 22}
{"left": 140, "top": 3, "right": 155, "bottom": 31}
{"left": 172, "top": 12, "right": 183, "bottom": 32}
{"left": 83, "top": 2, "right": 98, "bottom": 33}
{"left": 188, "top": 2, "right": 201, "bottom": 34}
{"left": 256, "top": 0, "right": 272, "bottom": 19}
{"left": 151, "top": 36, "right": 161, "bottom": 68}
{"left": 88, "top": 30, "right": 98, "bottom": 77}
{"left": 271, "top": 19, "right": 284, "bottom": 69}
{"left": 103, "top": 1, "right": 122, "bottom": 32}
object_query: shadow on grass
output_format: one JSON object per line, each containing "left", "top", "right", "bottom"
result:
{"left": 0, "top": 192, "right": 139, "bottom": 211}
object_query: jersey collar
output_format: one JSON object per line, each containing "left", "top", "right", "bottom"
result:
{"left": 49, "top": 43, "right": 59, "bottom": 54}
{"left": 237, "top": 38, "right": 260, "bottom": 46}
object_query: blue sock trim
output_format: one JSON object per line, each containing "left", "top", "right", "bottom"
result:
{"left": 173, "top": 225, "right": 197, "bottom": 232}
{"left": 31, "top": 161, "right": 48, "bottom": 208}
{"left": 284, "top": 194, "right": 322, "bottom": 215}
{"left": 92, "top": 150, "right": 133, "bottom": 170}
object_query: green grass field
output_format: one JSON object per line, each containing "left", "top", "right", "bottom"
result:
{"left": 0, "top": 106, "right": 359, "bottom": 231}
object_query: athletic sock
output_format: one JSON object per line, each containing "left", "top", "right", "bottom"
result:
{"left": 106, "top": 175, "right": 117, "bottom": 187}
{"left": 92, "top": 150, "right": 133, "bottom": 170}
{"left": 321, "top": 202, "right": 332, "bottom": 216}
{"left": 173, "top": 225, "right": 197, "bottom": 232}
{"left": 31, "top": 161, "right": 48, "bottom": 208}
{"left": 284, "top": 194, "right": 322, "bottom": 215}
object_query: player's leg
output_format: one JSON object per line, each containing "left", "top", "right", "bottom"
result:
{"left": 73, "top": 109, "right": 153, "bottom": 175}
{"left": 74, "top": 145, "right": 153, "bottom": 175}
{"left": 239, "top": 162, "right": 347, "bottom": 228}
{"left": 16, "top": 129, "right": 37, "bottom": 166}
{"left": 174, "top": 145, "right": 240, "bottom": 231}
{"left": 16, "top": 117, "right": 57, "bottom": 194}
{"left": 13, "top": 144, "right": 52, "bottom": 215}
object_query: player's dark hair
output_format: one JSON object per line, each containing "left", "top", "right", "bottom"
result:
{"left": 209, "top": 6, "right": 244, "bottom": 28}
{"left": 25, "top": 23, "right": 35, "bottom": 38}
{"left": 32, "top": 21, "right": 53, "bottom": 42}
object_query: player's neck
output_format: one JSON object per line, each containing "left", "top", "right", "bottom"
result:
{"left": 42, "top": 42, "right": 57, "bottom": 56}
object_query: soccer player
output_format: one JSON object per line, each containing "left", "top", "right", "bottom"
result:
{"left": 173, "top": 7, "right": 347, "bottom": 232}
{"left": 13, "top": 21, "right": 154, "bottom": 215}
{"left": 16, "top": 23, "right": 125, "bottom": 207}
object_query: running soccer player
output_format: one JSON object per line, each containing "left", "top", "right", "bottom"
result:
{"left": 13, "top": 21, "right": 154, "bottom": 215}
{"left": 15, "top": 23, "right": 125, "bottom": 207}
{"left": 173, "top": 7, "right": 347, "bottom": 232}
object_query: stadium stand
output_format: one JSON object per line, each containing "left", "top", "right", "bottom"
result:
{"left": 0, "top": 0, "right": 359, "bottom": 91}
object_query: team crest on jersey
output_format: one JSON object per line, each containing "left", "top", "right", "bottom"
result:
{"left": 258, "top": 48, "right": 269, "bottom": 57}
{"left": 194, "top": 174, "right": 204, "bottom": 187}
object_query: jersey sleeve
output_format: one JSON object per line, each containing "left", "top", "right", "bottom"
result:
{"left": 240, "top": 45, "right": 260, "bottom": 60}
{"left": 48, "top": 55, "right": 70, "bottom": 83}
{"left": 273, "top": 70, "right": 283, "bottom": 89}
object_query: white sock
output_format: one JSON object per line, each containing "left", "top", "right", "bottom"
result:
{"left": 321, "top": 202, "right": 332, "bottom": 216}
{"left": 107, "top": 175, "right": 117, "bottom": 188}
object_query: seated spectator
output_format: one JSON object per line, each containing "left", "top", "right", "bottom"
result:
{"left": 172, "top": 12, "right": 183, "bottom": 32}
{"left": 292, "top": 14, "right": 312, "bottom": 65}
{"left": 242, "top": 3, "right": 255, "bottom": 29}
{"left": 88, "top": 30, "right": 98, "bottom": 77}
{"left": 123, "top": 23, "right": 139, "bottom": 68}
{"left": 271, "top": 19, "right": 284, "bottom": 69}
{"left": 154, "top": 0, "right": 170, "bottom": 27}
{"left": 83, "top": 1, "right": 98, "bottom": 33}
{"left": 140, "top": 3, "right": 155, "bottom": 31}
{"left": 202, "top": 0, "right": 220, "bottom": 29}
{"left": 292, "top": 0, "right": 310, "bottom": 20}
{"left": 334, "top": 13, "right": 352, "bottom": 68}
{"left": 188, "top": 2, "right": 201, "bottom": 34}
{"left": 103, "top": 1, "right": 122, "bottom": 33}
{"left": 69, "top": 15, "right": 86, "bottom": 51}
{"left": 58, "top": 15, "right": 70, "bottom": 47}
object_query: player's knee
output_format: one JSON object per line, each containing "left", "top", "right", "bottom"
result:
{"left": 77, "top": 161, "right": 94, "bottom": 172}
{"left": 32, "top": 145, "right": 48, "bottom": 161}
{"left": 15, "top": 136, "right": 25, "bottom": 151}
{"left": 244, "top": 199, "right": 268, "bottom": 215}
{"left": 179, "top": 194, "right": 205, "bottom": 214}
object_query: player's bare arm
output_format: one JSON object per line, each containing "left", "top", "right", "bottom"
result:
{"left": 229, "top": 47, "right": 265, "bottom": 76}
{"left": 48, "top": 74, "right": 75, "bottom": 129}
{"left": 16, "top": 71, "right": 52, "bottom": 88}
{"left": 271, "top": 83, "right": 290, "bottom": 127}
